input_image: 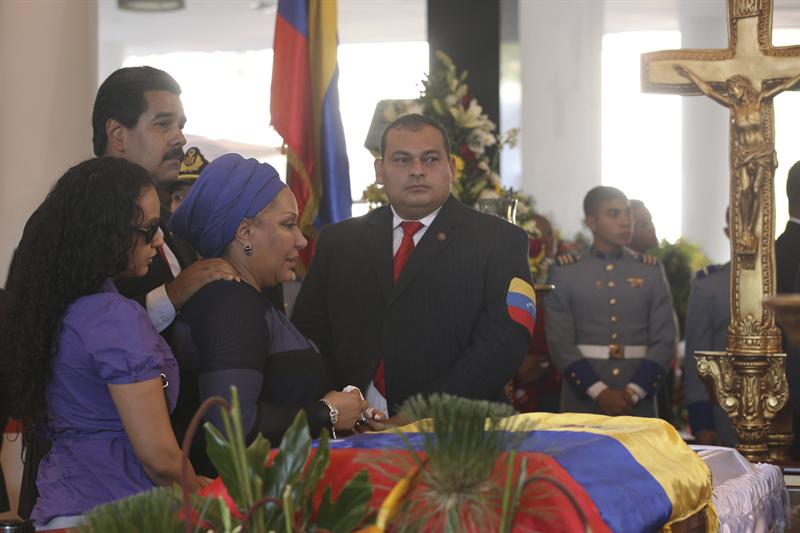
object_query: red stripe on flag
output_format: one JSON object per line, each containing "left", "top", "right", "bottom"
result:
{"left": 314, "top": 448, "right": 610, "bottom": 532}
{"left": 508, "top": 306, "right": 535, "bottom": 336}
{"left": 271, "top": 15, "right": 312, "bottom": 154}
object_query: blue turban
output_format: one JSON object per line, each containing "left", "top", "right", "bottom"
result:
{"left": 169, "top": 153, "right": 286, "bottom": 258}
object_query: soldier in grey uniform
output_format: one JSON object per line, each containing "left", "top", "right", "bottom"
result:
{"left": 684, "top": 261, "right": 736, "bottom": 446}
{"left": 546, "top": 186, "right": 676, "bottom": 417}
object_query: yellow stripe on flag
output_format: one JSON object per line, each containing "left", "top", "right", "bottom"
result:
{"left": 509, "top": 276, "right": 536, "bottom": 305}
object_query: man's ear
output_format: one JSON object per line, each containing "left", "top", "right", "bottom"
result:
{"left": 448, "top": 155, "right": 456, "bottom": 184}
{"left": 374, "top": 158, "right": 384, "bottom": 185}
{"left": 584, "top": 215, "right": 597, "bottom": 233}
{"left": 105, "top": 118, "right": 126, "bottom": 155}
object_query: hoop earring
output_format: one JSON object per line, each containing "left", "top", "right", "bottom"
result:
{"left": 243, "top": 243, "right": 254, "bottom": 256}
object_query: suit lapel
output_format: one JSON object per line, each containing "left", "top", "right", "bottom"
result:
{"left": 363, "top": 206, "right": 394, "bottom": 301}
{"left": 388, "top": 196, "right": 463, "bottom": 307}
{"left": 159, "top": 204, "right": 195, "bottom": 269}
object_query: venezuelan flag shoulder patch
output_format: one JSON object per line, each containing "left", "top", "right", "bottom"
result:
{"left": 506, "top": 277, "right": 536, "bottom": 336}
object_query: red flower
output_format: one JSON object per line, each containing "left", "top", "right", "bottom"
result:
{"left": 197, "top": 477, "right": 244, "bottom": 520}
{"left": 529, "top": 237, "right": 545, "bottom": 260}
{"left": 459, "top": 144, "right": 476, "bottom": 161}
{"left": 461, "top": 94, "right": 472, "bottom": 108}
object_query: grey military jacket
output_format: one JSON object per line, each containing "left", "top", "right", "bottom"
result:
{"left": 683, "top": 262, "right": 736, "bottom": 445}
{"left": 545, "top": 247, "right": 676, "bottom": 416}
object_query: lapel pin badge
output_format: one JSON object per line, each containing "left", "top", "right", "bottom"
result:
{"left": 437, "top": 232, "right": 446, "bottom": 241}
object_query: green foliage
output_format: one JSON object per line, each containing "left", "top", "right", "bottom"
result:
{"left": 203, "top": 389, "right": 372, "bottom": 533}
{"left": 649, "top": 238, "right": 710, "bottom": 338}
{"left": 79, "top": 487, "right": 183, "bottom": 533}
{"left": 79, "top": 387, "right": 372, "bottom": 533}
{"left": 316, "top": 470, "right": 373, "bottom": 532}
{"left": 388, "top": 394, "right": 528, "bottom": 532}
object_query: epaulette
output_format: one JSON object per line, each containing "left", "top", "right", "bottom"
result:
{"left": 695, "top": 264, "right": 722, "bottom": 280}
{"left": 555, "top": 252, "right": 581, "bottom": 266}
{"left": 637, "top": 253, "right": 660, "bottom": 267}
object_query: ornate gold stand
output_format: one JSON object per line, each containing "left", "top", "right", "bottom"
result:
{"left": 696, "top": 351, "right": 788, "bottom": 461}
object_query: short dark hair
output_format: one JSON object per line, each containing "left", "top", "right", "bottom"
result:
{"left": 379, "top": 113, "right": 451, "bottom": 159}
{"left": 787, "top": 160, "right": 800, "bottom": 210}
{"left": 92, "top": 66, "right": 181, "bottom": 156}
{"left": 583, "top": 185, "right": 628, "bottom": 217}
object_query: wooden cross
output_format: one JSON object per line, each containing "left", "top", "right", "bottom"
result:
{"left": 642, "top": 0, "right": 800, "bottom": 461}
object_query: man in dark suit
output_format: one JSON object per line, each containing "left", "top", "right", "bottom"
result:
{"left": 291, "top": 114, "right": 534, "bottom": 423}
{"left": 776, "top": 160, "right": 800, "bottom": 295}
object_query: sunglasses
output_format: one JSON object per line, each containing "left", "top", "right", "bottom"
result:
{"left": 135, "top": 219, "right": 161, "bottom": 244}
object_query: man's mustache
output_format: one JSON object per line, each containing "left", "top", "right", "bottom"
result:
{"left": 163, "top": 148, "right": 184, "bottom": 162}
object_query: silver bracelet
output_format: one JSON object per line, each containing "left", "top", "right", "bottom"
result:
{"left": 320, "top": 398, "right": 339, "bottom": 439}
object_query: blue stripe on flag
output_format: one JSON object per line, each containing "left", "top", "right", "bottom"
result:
{"left": 506, "top": 292, "right": 536, "bottom": 318}
{"left": 277, "top": 0, "right": 308, "bottom": 38}
{"left": 315, "top": 67, "right": 352, "bottom": 227}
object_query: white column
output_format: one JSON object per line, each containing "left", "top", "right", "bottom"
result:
{"left": 518, "top": 0, "right": 604, "bottom": 240}
{"left": 680, "top": 16, "right": 730, "bottom": 264}
{"left": 0, "top": 0, "right": 98, "bottom": 285}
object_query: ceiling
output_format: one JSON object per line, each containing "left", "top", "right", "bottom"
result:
{"left": 99, "top": 0, "right": 427, "bottom": 57}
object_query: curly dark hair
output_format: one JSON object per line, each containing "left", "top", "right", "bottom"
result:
{"left": 2, "top": 157, "right": 153, "bottom": 430}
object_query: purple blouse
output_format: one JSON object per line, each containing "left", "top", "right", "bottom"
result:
{"left": 31, "top": 280, "right": 179, "bottom": 524}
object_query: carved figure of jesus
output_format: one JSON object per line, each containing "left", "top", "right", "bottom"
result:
{"left": 675, "top": 65, "right": 800, "bottom": 255}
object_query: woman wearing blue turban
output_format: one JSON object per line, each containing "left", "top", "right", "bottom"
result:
{"left": 168, "top": 153, "right": 369, "bottom": 475}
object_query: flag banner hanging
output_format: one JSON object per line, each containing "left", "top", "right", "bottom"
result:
{"left": 271, "top": 0, "right": 351, "bottom": 271}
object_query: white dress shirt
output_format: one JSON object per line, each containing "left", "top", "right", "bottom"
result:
{"left": 366, "top": 205, "right": 444, "bottom": 413}
{"left": 145, "top": 228, "right": 181, "bottom": 333}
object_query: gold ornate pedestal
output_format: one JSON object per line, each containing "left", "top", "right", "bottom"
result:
{"left": 696, "top": 351, "right": 788, "bottom": 461}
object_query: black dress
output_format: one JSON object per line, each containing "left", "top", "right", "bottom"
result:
{"left": 169, "top": 280, "right": 332, "bottom": 476}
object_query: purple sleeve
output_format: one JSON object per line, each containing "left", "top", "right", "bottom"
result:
{"left": 84, "top": 296, "right": 174, "bottom": 385}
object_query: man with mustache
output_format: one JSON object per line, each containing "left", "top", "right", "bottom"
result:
{"left": 95, "top": 67, "right": 239, "bottom": 326}
{"left": 545, "top": 186, "right": 675, "bottom": 417}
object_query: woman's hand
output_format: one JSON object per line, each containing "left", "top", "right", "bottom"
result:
{"left": 323, "top": 389, "right": 369, "bottom": 430}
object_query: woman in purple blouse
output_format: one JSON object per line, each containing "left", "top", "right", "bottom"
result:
{"left": 2, "top": 157, "right": 206, "bottom": 529}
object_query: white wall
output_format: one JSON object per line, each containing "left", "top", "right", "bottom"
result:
{"left": 519, "top": 0, "right": 603, "bottom": 241}
{"left": 0, "top": 0, "right": 97, "bottom": 286}
{"left": 518, "top": 0, "right": 800, "bottom": 263}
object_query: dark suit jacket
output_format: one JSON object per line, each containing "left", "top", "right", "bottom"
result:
{"left": 291, "top": 196, "right": 533, "bottom": 414}
{"left": 776, "top": 221, "right": 800, "bottom": 294}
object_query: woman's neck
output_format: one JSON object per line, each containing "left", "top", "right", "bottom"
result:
{"left": 223, "top": 253, "right": 261, "bottom": 293}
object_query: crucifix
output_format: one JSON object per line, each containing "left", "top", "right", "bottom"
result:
{"left": 642, "top": 0, "right": 800, "bottom": 461}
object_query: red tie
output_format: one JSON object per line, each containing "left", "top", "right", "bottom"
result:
{"left": 374, "top": 220, "right": 425, "bottom": 396}
{"left": 393, "top": 221, "right": 424, "bottom": 283}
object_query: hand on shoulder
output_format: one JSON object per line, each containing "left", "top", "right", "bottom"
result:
{"left": 165, "top": 258, "right": 241, "bottom": 310}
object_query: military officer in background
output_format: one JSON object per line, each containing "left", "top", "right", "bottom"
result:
{"left": 683, "top": 256, "right": 736, "bottom": 445}
{"left": 683, "top": 210, "right": 735, "bottom": 446}
{"left": 546, "top": 186, "right": 676, "bottom": 417}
